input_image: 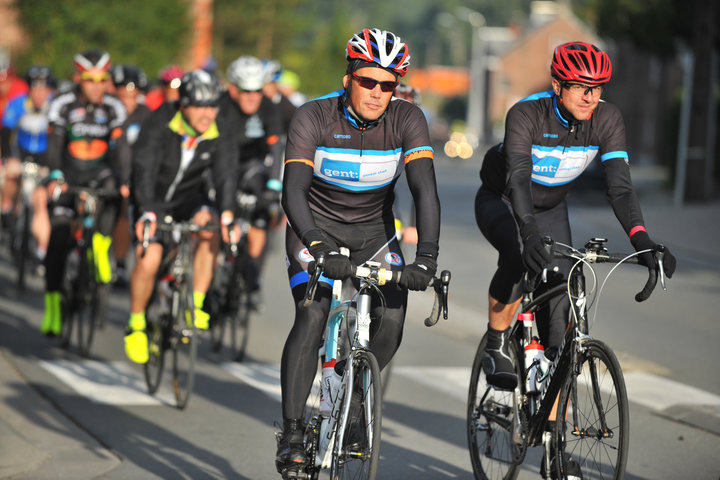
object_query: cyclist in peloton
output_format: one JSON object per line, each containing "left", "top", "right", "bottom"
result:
{"left": 218, "top": 55, "right": 285, "bottom": 310}
{"left": 124, "top": 69, "right": 239, "bottom": 364}
{"left": 261, "top": 59, "right": 297, "bottom": 134}
{"left": 109, "top": 64, "right": 151, "bottom": 286}
{"left": 0, "top": 65, "right": 56, "bottom": 261}
{"left": 40, "top": 49, "right": 129, "bottom": 336}
{"left": 475, "top": 41, "right": 677, "bottom": 479}
{"left": 275, "top": 27, "right": 441, "bottom": 475}
{"left": 144, "top": 65, "right": 184, "bottom": 111}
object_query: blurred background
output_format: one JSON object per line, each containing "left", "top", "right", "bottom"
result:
{"left": 2, "top": 0, "right": 717, "bottom": 204}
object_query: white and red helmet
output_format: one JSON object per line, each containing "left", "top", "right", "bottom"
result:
{"left": 346, "top": 28, "right": 410, "bottom": 77}
{"left": 73, "top": 49, "right": 111, "bottom": 73}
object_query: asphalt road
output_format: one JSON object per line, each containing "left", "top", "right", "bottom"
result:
{"left": 1, "top": 155, "right": 719, "bottom": 479}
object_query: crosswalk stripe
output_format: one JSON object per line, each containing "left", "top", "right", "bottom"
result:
{"left": 40, "top": 359, "right": 720, "bottom": 421}
{"left": 39, "top": 360, "right": 175, "bottom": 406}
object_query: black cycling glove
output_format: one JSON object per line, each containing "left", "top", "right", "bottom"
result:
{"left": 400, "top": 255, "right": 437, "bottom": 291}
{"left": 630, "top": 231, "right": 676, "bottom": 278}
{"left": 308, "top": 240, "right": 353, "bottom": 280}
{"left": 520, "top": 222, "right": 552, "bottom": 277}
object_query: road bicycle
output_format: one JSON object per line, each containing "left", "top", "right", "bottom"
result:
{"left": 142, "top": 217, "right": 218, "bottom": 409}
{"left": 467, "top": 236, "right": 668, "bottom": 480}
{"left": 281, "top": 251, "right": 451, "bottom": 480}
{"left": 57, "top": 183, "right": 118, "bottom": 357}
{"left": 8, "top": 160, "right": 44, "bottom": 291}
{"left": 208, "top": 192, "right": 257, "bottom": 362}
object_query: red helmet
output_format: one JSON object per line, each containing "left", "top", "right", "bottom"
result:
{"left": 159, "top": 65, "right": 184, "bottom": 84}
{"left": 551, "top": 42, "right": 611, "bottom": 85}
{"left": 346, "top": 28, "right": 410, "bottom": 77}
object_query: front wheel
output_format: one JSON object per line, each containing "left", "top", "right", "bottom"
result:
{"left": 144, "top": 294, "right": 167, "bottom": 395}
{"left": 230, "top": 287, "right": 251, "bottom": 362}
{"left": 330, "top": 350, "right": 382, "bottom": 480}
{"left": 467, "top": 333, "right": 524, "bottom": 480}
{"left": 172, "top": 283, "right": 197, "bottom": 409}
{"left": 554, "top": 339, "right": 629, "bottom": 480}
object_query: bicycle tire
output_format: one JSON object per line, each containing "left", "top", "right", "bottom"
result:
{"left": 554, "top": 339, "right": 629, "bottom": 480}
{"left": 144, "top": 292, "right": 167, "bottom": 395}
{"left": 330, "top": 349, "right": 382, "bottom": 480}
{"left": 467, "top": 333, "right": 524, "bottom": 480}
{"left": 58, "top": 291, "right": 73, "bottom": 348}
{"left": 14, "top": 203, "right": 31, "bottom": 291}
{"left": 230, "top": 287, "right": 251, "bottom": 362}
{"left": 172, "top": 282, "right": 197, "bottom": 409}
{"left": 75, "top": 245, "right": 99, "bottom": 358}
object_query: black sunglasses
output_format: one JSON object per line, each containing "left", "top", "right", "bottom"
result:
{"left": 351, "top": 73, "right": 398, "bottom": 93}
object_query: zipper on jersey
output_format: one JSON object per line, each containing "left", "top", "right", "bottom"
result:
{"left": 360, "top": 127, "right": 366, "bottom": 156}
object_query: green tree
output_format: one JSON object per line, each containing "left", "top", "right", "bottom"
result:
{"left": 13, "top": 0, "right": 190, "bottom": 81}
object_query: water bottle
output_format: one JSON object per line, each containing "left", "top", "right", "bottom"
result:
{"left": 524, "top": 337, "right": 545, "bottom": 394}
{"left": 319, "top": 359, "right": 342, "bottom": 417}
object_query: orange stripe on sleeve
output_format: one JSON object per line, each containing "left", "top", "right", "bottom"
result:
{"left": 285, "top": 158, "right": 314, "bottom": 167}
{"left": 404, "top": 149, "right": 433, "bottom": 164}
{"left": 266, "top": 134, "right": 280, "bottom": 145}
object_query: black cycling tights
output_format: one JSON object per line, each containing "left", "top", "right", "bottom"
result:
{"left": 280, "top": 282, "right": 407, "bottom": 420}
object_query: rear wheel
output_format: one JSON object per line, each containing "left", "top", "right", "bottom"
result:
{"left": 172, "top": 282, "right": 197, "bottom": 409}
{"left": 14, "top": 203, "right": 32, "bottom": 291}
{"left": 75, "top": 245, "right": 99, "bottom": 358}
{"left": 467, "top": 333, "right": 524, "bottom": 480}
{"left": 230, "top": 287, "right": 250, "bottom": 362}
{"left": 554, "top": 339, "right": 629, "bottom": 480}
{"left": 330, "top": 350, "right": 382, "bottom": 480}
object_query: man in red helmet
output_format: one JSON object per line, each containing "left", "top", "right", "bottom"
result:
{"left": 275, "top": 27, "right": 441, "bottom": 474}
{"left": 474, "top": 42, "right": 677, "bottom": 479}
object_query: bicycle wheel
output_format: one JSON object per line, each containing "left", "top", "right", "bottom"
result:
{"left": 467, "top": 333, "right": 525, "bottom": 480}
{"left": 58, "top": 290, "right": 74, "bottom": 349}
{"left": 554, "top": 339, "right": 629, "bottom": 480}
{"left": 330, "top": 349, "right": 382, "bottom": 480}
{"left": 171, "top": 282, "right": 197, "bottom": 409}
{"left": 230, "top": 286, "right": 251, "bottom": 362}
{"left": 144, "top": 294, "right": 167, "bottom": 395}
{"left": 75, "top": 245, "right": 99, "bottom": 358}
{"left": 14, "top": 203, "right": 31, "bottom": 291}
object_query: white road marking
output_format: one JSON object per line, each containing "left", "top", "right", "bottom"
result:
{"left": 39, "top": 360, "right": 174, "bottom": 406}
{"left": 40, "top": 360, "right": 720, "bottom": 420}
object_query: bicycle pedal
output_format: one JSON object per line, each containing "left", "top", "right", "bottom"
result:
{"left": 280, "top": 466, "right": 309, "bottom": 479}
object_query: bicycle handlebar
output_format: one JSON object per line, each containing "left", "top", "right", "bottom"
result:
{"left": 532, "top": 236, "right": 667, "bottom": 303}
{"left": 139, "top": 217, "right": 219, "bottom": 258}
{"left": 303, "top": 255, "right": 451, "bottom": 327}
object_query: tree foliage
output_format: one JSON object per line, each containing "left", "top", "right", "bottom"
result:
{"left": 13, "top": 0, "right": 190, "bottom": 81}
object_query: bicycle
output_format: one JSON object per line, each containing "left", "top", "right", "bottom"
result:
{"left": 281, "top": 251, "right": 451, "bottom": 480}
{"left": 467, "top": 236, "right": 668, "bottom": 480}
{"left": 9, "top": 159, "right": 44, "bottom": 291}
{"left": 57, "top": 183, "right": 118, "bottom": 357}
{"left": 208, "top": 192, "right": 257, "bottom": 361}
{"left": 142, "top": 216, "right": 218, "bottom": 409}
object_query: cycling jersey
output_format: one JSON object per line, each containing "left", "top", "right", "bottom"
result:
{"left": 218, "top": 92, "right": 284, "bottom": 177}
{"left": 282, "top": 90, "right": 440, "bottom": 258}
{"left": 132, "top": 101, "right": 238, "bottom": 218}
{"left": 46, "top": 90, "right": 129, "bottom": 185}
{"left": 1, "top": 93, "right": 52, "bottom": 159}
{"left": 480, "top": 90, "right": 645, "bottom": 236}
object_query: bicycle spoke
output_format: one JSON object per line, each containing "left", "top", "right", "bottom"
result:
{"left": 556, "top": 339, "right": 628, "bottom": 480}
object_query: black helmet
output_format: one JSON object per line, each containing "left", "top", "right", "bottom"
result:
{"left": 25, "top": 64, "right": 56, "bottom": 88}
{"left": 178, "top": 69, "right": 221, "bottom": 107}
{"left": 110, "top": 64, "right": 148, "bottom": 92}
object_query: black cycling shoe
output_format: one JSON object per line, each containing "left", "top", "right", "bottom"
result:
{"left": 482, "top": 326, "right": 517, "bottom": 390}
{"left": 275, "top": 419, "right": 308, "bottom": 473}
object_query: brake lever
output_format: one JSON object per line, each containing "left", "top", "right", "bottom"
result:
{"left": 655, "top": 245, "right": 667, "bottom": 291}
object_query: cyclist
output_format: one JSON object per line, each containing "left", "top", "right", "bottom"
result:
{"left": 40, "top": 49, "right": 129, "bottom": 336}
{"left": 0, "top": 65, "right": 56, "bottom": 259}
{"left": 218, "top": 55, "right": 285, "bottom": 309}
{"left": 474, "top": 41, "right": 677, "bottom": 479}
{"left": 144, "top": 65, "right": 184, "bottom": 111}
{"left": 109, "top": 64, "right": 151, "bottom": 286}
{"left": 261, "top": 59, "right": 297, "bottom": 134}
{"left": 275, "top": 28, "right": 441, "bottom": 474}
{"left": 0, "top": 51, "right": 28, "bottom": 128}
{"left": 124, "top": 69, "right": 239, "bottom": 364}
